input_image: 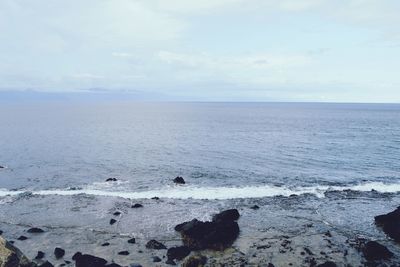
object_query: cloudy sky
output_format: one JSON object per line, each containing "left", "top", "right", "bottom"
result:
{"left": 1, "top": 0, "right": 400, "bottom": 102}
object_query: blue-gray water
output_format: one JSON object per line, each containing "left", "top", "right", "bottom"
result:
{"left": 0, "top": 102, "right": 399, "bottom": 197}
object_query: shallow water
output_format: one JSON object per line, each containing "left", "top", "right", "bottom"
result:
{"left": 1, "top": 102, "right": 400, "bottom": 196}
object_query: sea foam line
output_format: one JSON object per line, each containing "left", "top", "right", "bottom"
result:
{"left": 1, "top": 182, "right": 400, "bottom": 200}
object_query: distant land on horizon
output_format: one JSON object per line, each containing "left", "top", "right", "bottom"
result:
{"left": 0, "top": 90, "right": 399, "bottom": 104}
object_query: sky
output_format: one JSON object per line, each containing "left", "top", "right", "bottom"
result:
{"left": 0, "top": 0, "right": 400, "bottom": 102}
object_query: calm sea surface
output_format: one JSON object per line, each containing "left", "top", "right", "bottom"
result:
{"left": 0, "top": 102, "right": 399, "bottom": 194}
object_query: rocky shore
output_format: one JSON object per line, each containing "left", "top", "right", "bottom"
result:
{"left": 1, "top": 185, "right": 400, "bottom": 266}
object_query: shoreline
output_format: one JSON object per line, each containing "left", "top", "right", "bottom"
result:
{"left": 1, "top": 190, "right": 400, "bottom": 266}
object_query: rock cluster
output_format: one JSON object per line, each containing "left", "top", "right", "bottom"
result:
{"left": 375, "top": 206, "right": 400, "bottom": 242}
{"left": 175, "top": 209, "right": 240, "bottom": 251}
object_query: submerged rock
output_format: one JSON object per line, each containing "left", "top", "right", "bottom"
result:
{"left": 0, "top": 236, "right": 32, "bottom": 267}
{"left": 72, "top": 252, "right": 107, "bottom": 267}
{"left": 362, "top": 241, "right": 393, "bottom": 261}
{"left": 145, "top": 240, "right": 167, "bottom": 250}
{"left": 54, "top": 247, "right": 65, "bottom": 259}
{"left": 101, "top": 242, "right": 110, "bottom": 247}
{"left": 375, "top": 206, "right": 400, "bottom": 242}
{"left": 27, "top": 227, "right": 44, "bottom": 233}
{"left": 118, "top": 251, "right": 129, "bottom": 256}
{"left": 175, "top": 209, "right": 240, "bottom": 250}
{"left": 106, "top": 178, "right": 117, "bottom": 182}
{"left": 182, "top": 255, "right": 207, "bottom": 267}
{"left": 173, "top": 176, "right": 185, "bottom": 184}
{"left": 167, "top": 246, "right": 191, "bottom": 261}
{"left": 152, "top": 256, "right": 162, "bottom": 262}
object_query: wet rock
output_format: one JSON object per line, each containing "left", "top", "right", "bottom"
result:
{"left": 127, "top": 238, "right": 136, "bottom": 244}
{"left": 175, "top": 209, "right": 240, "bottom": 250}
{"left": 145, "top": 240, "right": 167, "bottom": 250}
{"left": 375, "top": 206, "right": 400, "bottom": 242}
{"left": 105, "top": 264, "right": 122, "bottom": 267}
{"left": 362, "top": 241, "right": 393, "bottom": 261}
{"left": 152, "top": 256, "right": 162, "bottom": 262}
{"left": 38, "top": 261, "right": 54, "bottom": 267}
{"left": 167, "top": 246, "right": 191, "bottom": 261}
{"left": 212, "top": 209, "right": 240, "bottom": 222}
{"left": 35, "top": 251, "right": 45, "bottom": 259}
{"left": 106, "top": 178, "right": 117, "bottom": 182}
{"left": 250, "top": 205, "right": 260, "bottom": 210}
{"left": 267, "top": 264, "right": 275, "bottom": 267}
{"left": 109, "top": 219, "right": 117, "bottom": 225}
{"left": 173, "top": 176, "right": 185, "bottom": 184}
{"left": 0, "top": 230, "right": 2, "bottom": 235}
{"left": 0, "top": 236, "right": 32, "bottom": 267}
{"left": 72, "top": 252, "right": 107, "bottom": 267}
{"left": 131, "top": 204, "right": 143, "bottom": 208}
{"left": 27, "top": 227, "right": 44, "bottom": 233}
{"left": 54, "top": 247, "right": 65, "bottom": 259}
{"left": 113, "top": 211, "right": 121, "bottom": 216}
{"left": 182, "top": 255, "right": 207, "bottom": 267}
{"left": 17, "top": 236, "right": 28, "bottom": 241}
{"left": 166, "top": 259, "right": 176, "bottom": 265}
{"left": 151, "top": 197, "right": 160, "bottom": 200}
{"left": 129, "top": 264, "right": 142, "bottom": 267}
{"left": 0, "top": 166, "right": 4, "bottom": 169}
{"left": 317, "top": 261, "right": 337, "bottom": 267}
{"left": 118, "top": 251, "right": 129, "bottom": 256}
{"left": 101, "top": 242, "right": 110, "bottom": 246}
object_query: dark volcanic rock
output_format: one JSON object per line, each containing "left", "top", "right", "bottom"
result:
{"left": 0, "top": 230, "right": 2, "bottom": 235}
{"left": 101, "top": 242, "right": 110, "bottom": 246}
{"left": 110, "top": 219, "right": 117, "bottom": 225}
{"left": 173, "top": 176, "right": 185, "bottom": 184}
{"left": 212, "top": 209, "right": 240, "bottom": 222}
{"left": 118, "top": 251, "right": 129, "bottom": 255}
{"left": 375, "top": 206, "right": 400, "bottom": 242}
{"left": 113, "top": 211, "right": 121, "bottom": 216}
{"left": 317, "top": 261, "right": 337, "bottom": 267}
{"left": 167, "top": 246, "right": 191, "bottom": 261}
{"left": 72, "top": 252, "right": 108, "bottom": 267}
{"left": 166, "top": 259, "right": 176, "bottom": 265}
{"left": 0, "top": 165, "right": 4, "bottom": 169}
{"left": 182, "top": 255, "right": 207, "bottom": 267}
{"left": 28, "top": 227, "right": 45, "bottom": 233}
{"left": 39, "top": 261, "right": 54, "bottom": 267}
{"left": 152, "top": 256, "right": 162, "bottom": 262}
{"left": 35, "top": 251, "right": 45, "bottom": 259}
{"left": 17, "top": 235, "right": 28, "bottom": 241}
{"left": 128, "top": 238, "right": 136, "bottom": 244}
{"left": 105, "top": 264, "right": 122, "bottom": 267}
{"left": 151, "top": 197, "right": 160, "bottom": 200}
{"left": 106, "top": 178, "right": 117, "bottom": 182}
{"left": 145, "top": 239, "right": 167, "bottom": 250}
{"left": 131, "top": 203, "right": 143, "bottom": 208}
{"left": 175, "top": 209, "right": 240, "bottom": 250}
{"left": 362, "top": 241, "right": 393, "bottom": 261}
{"left": 54, "top": 247, "right": 65, "bottom": 259}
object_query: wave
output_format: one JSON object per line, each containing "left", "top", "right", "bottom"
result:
{"left": 0, "top": 182, "right": 400, "bottom": 200}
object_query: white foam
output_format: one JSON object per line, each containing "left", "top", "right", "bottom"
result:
{"left": 0, "top": 182, "right": 400, "bottom": 200}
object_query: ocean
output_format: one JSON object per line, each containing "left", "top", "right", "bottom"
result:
{"left": 1, "top": 102, "right": 399, "bottom": 198}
